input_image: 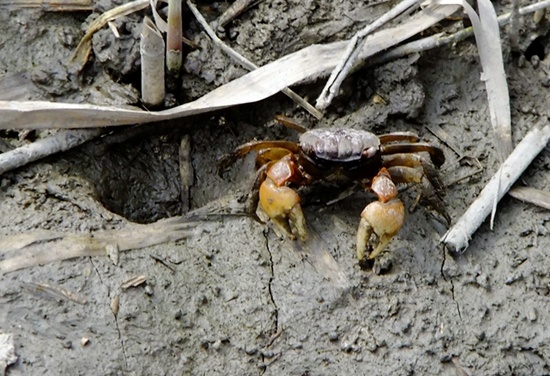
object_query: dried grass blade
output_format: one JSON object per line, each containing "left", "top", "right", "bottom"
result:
{"left": 508, "top": 186, "right": 550, "bottom": 210}
{"left": 476, "top": 0, "right": 513, "bottom": 157}
{"left": 429, "top": 0, "right": 512, "bottom": 229}
{"left": 0, "top": 217, "right": 204, "bottom": 274}
{"left": 186, "top": 0, "right": 323, "bottom": 119}
{"left": 431, "top": 0, "right": 512, "bottom": 158}
{"left": 70, "top": 0, "right": 149, "bottom": 68}
{"left": 21, "top": 282, "right": 88, "bottom": 304}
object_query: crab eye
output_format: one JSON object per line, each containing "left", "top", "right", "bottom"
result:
{"left": 362, "top": 146, "right": 378, "bottom": 159}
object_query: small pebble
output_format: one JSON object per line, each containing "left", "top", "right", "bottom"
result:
{"left": 528, "top": 308, "right": 537, "bottom": 322}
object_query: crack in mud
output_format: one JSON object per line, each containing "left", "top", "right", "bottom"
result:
{"left": 89, "top": 258, "right": 129, "bottom": 370}
{"left": 441, "top": 248, "right": 462, "bottom": 320}
{"left": 259, "top": 230, "right": 280, "bottom": 374}
{"left": 263, "top": 231, "right": 279, "bottom": 338}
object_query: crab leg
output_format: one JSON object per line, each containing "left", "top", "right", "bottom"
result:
{"left": 258, "top": 155, "right": 308, "bottom": 241}
{"left": 218, "top": 140, "right": 301, "bottom": 174}
{"left": 378, "top": 132, "right": 420, "bottom": 144}
{"left": 383, "top": 153, "right": 449, "bottom": 223}
{"left": 357, "top": 199, "right": 405, "bottom": 260}
{"left": 356, "top": 168, "right": 405, "bottom": 261}
{"left": 380, "top": 143, "right": 445, "bottom": 167}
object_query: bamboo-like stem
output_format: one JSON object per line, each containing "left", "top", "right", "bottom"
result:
{"left": 166, "top": 0, "right": 183, "bottom": 78}
{"left": 140, "top": 16, "right": 165, "bottom": 107}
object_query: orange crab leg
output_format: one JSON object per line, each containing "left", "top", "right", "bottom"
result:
{"left": 380, "top": 143, "right": 445, "bottom": 167}
{"left": 258, "top": 155, "right": 308, "bottom": 241}
{"left": 356, "top": 168, "right": 405, "bottom": 261}
{"left": 378, "top": 132, "right": 420, "bottom": 144}
{"left": 259, "top": 179, "right": 307, "bottom": 241}
{"left": 357, "top": 199, "right": 405, "bottom": 261}
{"left": 256, "top": 147, "right": 294, "bottom": 168}
{"left": 218, "top": 140, "right": 301, "bottom": 175}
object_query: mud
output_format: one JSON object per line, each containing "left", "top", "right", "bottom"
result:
{"left": 2, "top": 0, "right": 550, "bottom": 375}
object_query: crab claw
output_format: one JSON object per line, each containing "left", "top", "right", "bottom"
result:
{"left": 259, "top": 178, "right": 307, "bottom": 241}
{"left": 356, "top": 198, "right": 405, "bottom": 262}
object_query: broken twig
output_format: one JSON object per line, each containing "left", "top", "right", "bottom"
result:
{"left": 212, "top": 0, "right": 263, "bottom": 31}
{"left": 441, "top": 124, "right": 550, "bottom": 253}
{"left": 0, "top": 128, "right": 104, "bottom": 176}
{"left": 316, "top": 0, "right": 423, "bottom": 111}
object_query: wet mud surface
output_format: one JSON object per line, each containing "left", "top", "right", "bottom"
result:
{"left": 2, "top": 0, "right": 550, "bottom": 375}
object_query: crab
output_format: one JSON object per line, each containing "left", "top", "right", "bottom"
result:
{"left": 219, "top": 126, "right": 449, "bottom": 264}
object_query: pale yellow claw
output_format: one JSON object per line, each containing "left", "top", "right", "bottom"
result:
{"left": 356, "top": 198, "right": 405, "bottom": 262}
{"left": 259, "top": 178, "right": 307, "bottom": 241}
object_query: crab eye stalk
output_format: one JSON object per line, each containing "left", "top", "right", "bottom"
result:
{"left": 362, "top": 146, "right": 378, "bottom": 159}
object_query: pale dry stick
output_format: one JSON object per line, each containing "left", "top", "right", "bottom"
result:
{"left": 186, "top": 0, "right": 323, "bottom": 120}
{"left": 21, "top": 282, "right": 88, "bottom": 304}
{"left": 441, "top": 124, "right": 550, "bottom": 254}
{"left": 179, "top": 134, "right": 193, "bottom": 212}
{"left": 149, "top": 0, "right": 199, "bottom": 48}
{"left": 316, "top": 0, "right": 422, "bottom": 111}
{"left": 70, "top": 0, "right": 150, "bottom": 68}
{"left": 107, "top": 21, "right": 120, "bottom": 37}
{"left": 369, "top": 0, "right": 550, "bottom": 65}
{"left": 140, "top": 17, "right": 165, "bottom": 107}
{"left": 0, "top": 333, "right": 17, "bottom": 375}
{"left": 0, "top": 128, "right": 104, "bottom": 176}
{"left": 213, "top": 0, "right": 264, "bottom": 31}
{"left": 509, "top": 0, "right": 521, "bottom": 50}
{"left": 121, "top": 275, "right": 147, "bottom": 289}
{"left": 0, "top": 0, "right": 92, "bottom": 10}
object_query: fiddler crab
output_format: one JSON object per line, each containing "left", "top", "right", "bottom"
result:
{"left": 219, "top": 123, "right": 449, "bottom": 266}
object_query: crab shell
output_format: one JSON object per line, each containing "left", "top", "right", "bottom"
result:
{"left": 299, "top": 128, "right": 380, "bottom": 163}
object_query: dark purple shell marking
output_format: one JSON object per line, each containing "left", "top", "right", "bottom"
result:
{"left": 299, "top": 128, "right": 380, "bottom": 162}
